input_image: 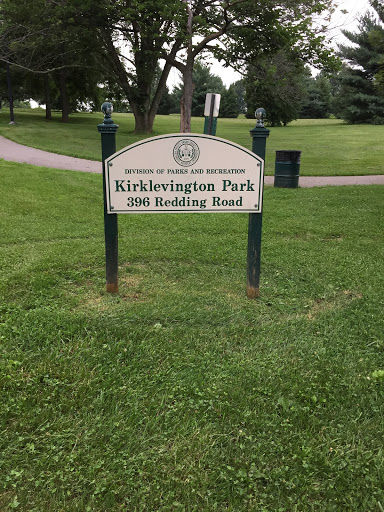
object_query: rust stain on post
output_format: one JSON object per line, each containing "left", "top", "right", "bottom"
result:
{"left": 106, "top": 283, "right": 118, "bottom": 294}
{"left": 246, "top": 285, "right": 260, "bottom": 299}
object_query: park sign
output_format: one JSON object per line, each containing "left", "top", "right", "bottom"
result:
{"left": 104, "top": 133, "right": 264, "bottom": 214}
{"left": 98, "top": 102, "right": 270, "bottom": 297}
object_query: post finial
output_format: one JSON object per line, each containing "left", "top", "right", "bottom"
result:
{"left": 255, "top": 107, "right": 266, "bottom": 128}
{"left": 101, "top": 101, "right": 114, "bottom": 124}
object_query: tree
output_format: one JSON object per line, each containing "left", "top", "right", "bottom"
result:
{"left": 370, "top": 0, "right": 384, "bottom": 95}
{"left": 164, "top": 0, "right": 337, "bottom": 132}
{"left": 157, "top": 86, "right": 174, "bottom": 115}
{"left": 333, "top": 5, "right": 384, "bottom": 124}
{"left": 244, "top": 49, "right": 308, "bottom": 126}
{"left": 1, "top": 0, "right": 337, "bottom": 133}
{"left": 191, "top": 62, "right": 224, "bottom": 117}
{"left": 169, "top": 87, "right": 182, "bottom": 114}
{"left": 219, "top": 85, "right": 240, "bottom": 118}
{"left": 0, "top": 63, "right": 31, "bottom": 119}
{"left": 231, "top": 80, "right": 247, "bottom": 115}
{"left": 0, "top": 0, "right": 103, "bottom": 122}
{"left": 300, "top": 72, "right": 332, "bottom": 118}
{"left": 173, "top": 61, "right": 224, "bottom": 117}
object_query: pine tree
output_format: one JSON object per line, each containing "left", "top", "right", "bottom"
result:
{"left": 171, "top": 61, "right": 224, "bottom": 117}
{"left": 370, "top": 0, "right": 384, "bottom": 95}
{"left": 301, "top": 72, "right": 332, "bottom": 119}
{"left": 334, "top": 5, "right": 384, "bottom": 124}
{"left": 219, "top": 85, "right": 240, "bottom": 118}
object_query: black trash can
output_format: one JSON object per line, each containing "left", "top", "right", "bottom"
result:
{"left": 274, "top": 150, "right": 301, "bottom": 188}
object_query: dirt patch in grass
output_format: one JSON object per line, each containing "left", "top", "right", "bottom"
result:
{"left": 69, "top": 267, "right": 147, "bottom": 312}
{"left": 306, "top": 290, "right": 362, "bottom": 320}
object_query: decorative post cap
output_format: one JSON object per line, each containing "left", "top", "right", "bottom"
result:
{"left": 98, "top": 101, "right": 118, "bottom": 132}
{"left": 255, "top": 108, "right": 266, "bottom": 128}
{"left": 101, "top": 102, "right": 114, "bottom": 124}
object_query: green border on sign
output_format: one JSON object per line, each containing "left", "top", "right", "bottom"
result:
{"left": 105, "top": 133, "right": 264, "bottom": 214}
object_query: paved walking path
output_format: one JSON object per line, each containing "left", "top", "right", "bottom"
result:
{"left": 0, "top": 135, "right": 102, "bottom": 173}
{"left": 1, "top": 135, "right": 383, "bottom": 186}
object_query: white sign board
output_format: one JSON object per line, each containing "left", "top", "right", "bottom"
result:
{"left": 105, "top": 134, "right": 264, "bottom": 214}
{"left": 204, "top": 94, "right": 221, "bottom": 117}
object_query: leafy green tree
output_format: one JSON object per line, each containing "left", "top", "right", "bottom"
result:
{"left": 0, "top": 64, "right": 30, "bottom": 104}
{"left": 1, "top": 0, "right": 338, "bottom": 132}
{"left": 0, "top": 0, "right": 102, "bottom": 122}
{"left": 166, "top": 0, "right": 337, "bottom": 132}
{"left": 333, "top": 5, "right": 384, "bottom": 124}
{"left": 245, "top": 49, "right": 307, "bottom": 126}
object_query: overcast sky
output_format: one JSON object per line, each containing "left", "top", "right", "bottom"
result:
{"left": 168, "top": 0, "right": 374, "bottom": 88}
{"left": 328, "top": 0, "right": 373, "bottom": 44}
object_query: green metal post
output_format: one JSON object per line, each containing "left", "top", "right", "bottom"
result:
{"left": 97, "top": 102, "right": 119, "bottom": 293}
{"left": 247, "top": 108, "right": 270, "bottom": 298}
{"left": 203, "top": 116, "right": 217, "bottom": 135}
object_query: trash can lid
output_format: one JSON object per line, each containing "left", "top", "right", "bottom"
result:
{"left": 275, "top": 150, "right": 301, "bottom": 162}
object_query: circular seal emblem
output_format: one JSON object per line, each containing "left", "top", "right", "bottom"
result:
{"left": 173, "top": 139, "right": 200, "bottom": 167}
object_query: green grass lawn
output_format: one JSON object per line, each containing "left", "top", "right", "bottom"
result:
{"left": 1, "top": 159, "right": 383, "bottom": 511}
{"left": 0, "top": 109, "right": 383, "bottom": 176}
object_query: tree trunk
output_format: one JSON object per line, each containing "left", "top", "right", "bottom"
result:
{"left": 44, "top": 75, "right": 52, "bottom": 120}
{"left": 6, "top": 63, "right": 15, "bottom": 123}
{"left": 129, "top": 100, "right": 156, "bottom": 133}
{"left": 180, "top": 1, "right": 194, "bottom": 133}
{"left": 180, "top": 58, "right": 195, "bottom": 133}
{"left": 130, "top": 102, "right": 156, "bottom": 133}
{"left": 59, "top": 72, "right": 69, "bottom": 123}
{"left": 134, "top": 114, "right": 154, "bottom": 133}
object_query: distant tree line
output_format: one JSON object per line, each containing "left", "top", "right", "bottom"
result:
{"left": 156, "top": 61, "right": 245, "bottom": 119}
{"left": 1, "top": 0, "right": 382, "bottom": 127}
{"left": 244, "top": 0, "right": 384, "bottom": 125}
{"left": 0, "top": 0, "right": 336, "bottom": 132}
